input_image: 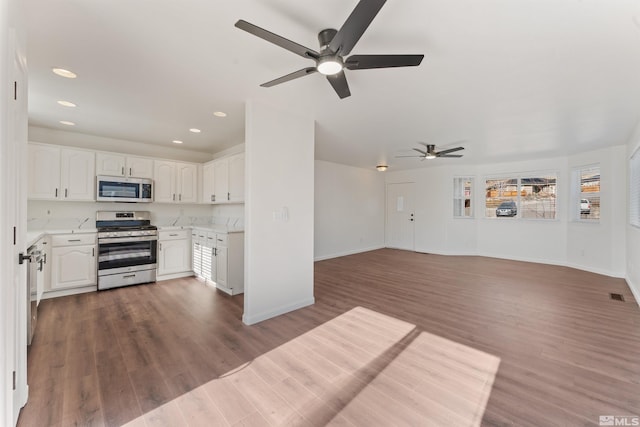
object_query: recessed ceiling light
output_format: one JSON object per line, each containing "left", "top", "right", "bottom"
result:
{"left": 59, "top": 120, "right": 75, "bottom": 126}
{"left": 213, "top": 111, "right": 227, "bottom": 117}
{"left": 52, "top": 68, "right": 77, "bottom": 79}
{"left": 57, "top": 100, "right": 76, "bottom": 107}
{"left": 189, "top": 128, "right": 201, "bottom": 133}
{"left": 376, "top": 165, "right": 388, "bottom": 172}
{"left": 172, "top": 140, "right": 183, "bottom": 144}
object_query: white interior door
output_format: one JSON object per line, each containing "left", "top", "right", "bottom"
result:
{"left": 386, "top": 183, "right": 416, "bottom": 251}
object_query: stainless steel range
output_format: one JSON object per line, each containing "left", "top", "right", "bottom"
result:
{"left": 96, "top": 211, "right": 158, "bottom": 290}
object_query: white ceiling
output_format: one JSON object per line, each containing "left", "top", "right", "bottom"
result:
{"left": 25, "top": 0, "right": 640, "bottom": 170}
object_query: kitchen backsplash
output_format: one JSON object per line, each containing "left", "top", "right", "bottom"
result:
{"left": 27, "top": 200, "right": 244, "bottom": 230}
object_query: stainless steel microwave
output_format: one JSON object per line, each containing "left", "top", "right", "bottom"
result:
{"left": 96, "top": 176, "right": 153, "bottom": 203}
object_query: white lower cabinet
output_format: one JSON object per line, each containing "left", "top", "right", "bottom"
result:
{"left": 158, "top": 230, "right": 191, "bottom": 277}
{"left": 49, "top": 234, "right": 97, "bottom": 290}
{"left": 192, "top": 228, "right": 243, "bottom": 295}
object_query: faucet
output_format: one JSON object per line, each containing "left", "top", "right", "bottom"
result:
{"left": 78, "top": 217, "right": 90, "bottom": 229}
{"left": 171, "top": 216, "right": 180, "bottom": 226}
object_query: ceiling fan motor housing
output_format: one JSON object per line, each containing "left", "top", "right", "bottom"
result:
{"left": 318, "top": 29, "right": 338, "bottom": 50}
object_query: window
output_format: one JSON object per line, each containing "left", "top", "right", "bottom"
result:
{"left": 520, "top": 175, "right": 557, "bottom": 219}
{"left": 631, "top": 150, "right": 640, "bottom": 228}
{"left": 572, "top": 165, "right": 600, "bottom": 221}
{"left": 485, "top": 178, "right": 518, "bottom": 218}
{"left": 485, "top": 173, "right": 557, "bottom": 219}
{"left": 453, "top": 177, "right": 473, "bottom": 218}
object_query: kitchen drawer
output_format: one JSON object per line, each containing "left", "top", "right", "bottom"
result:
{"left": 215, "top": 233, "right": 228, "bottom": 246}
{"left": 51, "top": 233, "right": 96, "bottom": 247}
{"left": 159, "top": 229, "right": 190, "bottom": 241}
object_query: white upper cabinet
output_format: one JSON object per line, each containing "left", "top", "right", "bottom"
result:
{"left": 60, "top": 149, "right": 95, "bottom": 200}
{"left": 153, "top": 160, "right": 197, "bottom": 203}
{"left": 28, "top": 143, "right": 95, "bottom": 201}
{"left": 213, "top": 158, "right": 229, "bottom": 203}
{"left": 176, "top": 162, "right": 198, "bottom": 203}
{"left": 96, "top": 152, "right": 154, "bottom": 179}
{"left": 95, "top": 152, "right": 125, "bottom": 176}
{"left": 202, "top": 162, "right": 215, "bottom": 203}
{"left": 201, "top": 153, "right": 244, "bottom": 204}
{"left": 126, "top": 156, "right": 153, "bottom": 179}
{"left": 228, "top": 153, "right": 245, "bottom": 203}
{"left": 28, "top": 143, "right": 61, "bottom": 199}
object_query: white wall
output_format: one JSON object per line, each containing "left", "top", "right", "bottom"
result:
{"left": 314, "top": 160, "right": 385, "bottom": 260}
{"left": 243, "top": 100, "right": 315, "bottom": 325}
{"left": 385, "top": 146, "right": 627, "bottom": 277}
{"left": 626, "top": 121, "right": 640, "bottom": 303}
{"left": 28, "top": 126, "right": 214, "bottom": 163}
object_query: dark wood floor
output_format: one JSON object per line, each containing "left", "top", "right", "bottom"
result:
{"left": 17, "top": 249, "right": 640, "bottom": 426}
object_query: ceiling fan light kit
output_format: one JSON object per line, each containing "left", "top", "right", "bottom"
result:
{"left": 376, "top": 165, "right": 388, "bottom": 171}
{"left": 235, "top": 0, "right": 424, "bottom": 99}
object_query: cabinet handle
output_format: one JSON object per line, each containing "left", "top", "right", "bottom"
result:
{"left": 179, "top": 194, "right": 182, "bottom": 201}
{"left": 43, "top": 254, "right": 47, "bottom": 264}
{"left": 129, "top": 167, "right": 132, "bottom": 176}
{"left": 121, "top": 166, "right": 125, "bottom": 176}
{"left": 92, "top": 247, "right": 95, "bottom": 257}
{"left": 169, "top": 233, "right": 178, "bottom": 237}
{"left": 123, "top": 274, "right": 136, "bottom": 279}
{"left": 214, "top": 247, "right": 217, "bottom": 256}
{"left": 158, "top": 242, "right": 162, "bottom": 251}
{"left": 172, "top": 194, "right": 176, "bottom": 201}
{"left": 67, "top": 239, "right": 82, "bottom": 242}
{"left": 55, "top": 188, "right": 58, "bottom": 197}
{"left": 65, "top": 188, "right": 68, "bottom": 198}
{"left": 227, "top": 192, "right": 230, "bottom": 201}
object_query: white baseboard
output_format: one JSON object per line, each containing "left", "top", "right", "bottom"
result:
{"left": 314, "top": 245, "right": 385, "bottom": 262}
{"left": 156, "top": 271, "right": 194, "bottom": 282}
{"left": 625, "top": 276, "right": 640, "bottom": 308}
{"left": 41, "top": 285, "right": 96, "bottom": 299}
{"left": 242, "top": 297, "right": 315, "bottom": 325}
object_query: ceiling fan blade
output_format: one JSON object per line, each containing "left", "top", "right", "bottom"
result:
{"left": 436, "top": 146, "right": 465, "bottom": 155}
{"left": 437, "top": 154, "right": 464, "bottom": 158}
{"left": 412, "top": 148, "right": 427, "bottom": 155}
{"left": 328, "top": 0, "right": 387, "bottom": 56}
{"left": 345, "top": 54, "right": 424, "bottom": 70}
{"left": 260, "top": 68, "right": 317, "bottom": 87}
{"left": 235, "top": 20, "right": 319, "bottom": 59}
{"left": 326, "top": 71, "right": 351, "bottom": 99}
{"left": 395, "top": 155, "right": 424, "bottom": 158}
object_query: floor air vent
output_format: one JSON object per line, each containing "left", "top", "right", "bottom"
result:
{"left": 609, "top": 293, "right": 625, "bottom": 302}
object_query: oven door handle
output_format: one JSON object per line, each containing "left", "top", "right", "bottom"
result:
{"left": 98, "top": 236, "right": 158, "bottom": 244}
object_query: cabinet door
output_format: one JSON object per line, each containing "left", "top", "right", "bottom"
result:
{"left": 28, "top": 143, "right": 61, "bottom": 200}
{"left": 51, "top": 245, "right": 97, "bottom": 289}
{"left": 158, "top": 239, "right": 190, "bottom": 275}
{"left": 176, "top": 163, "right": 198, "bottom": 203}
{"left": 228, "top": 153, "right": 245, "bottom": 203}
{"left": 126, "top": 156, "right": 154, "bottom": 178}
{"left": 213, "top": 159, "right": 229, "bottom": 203}
{"left": 60, "top": 149, "right": 95, "bottom": 200}
{"left": 202, "top": 162, "right": 215, "bottom": 203}
{"left": 153, "top": 160, "right": 176, "bottom": 203}
{"left": 96, "top": 152, "right": 126, "bottom": 176}
{"left": 216, "top": 246, "right": 228, "bottom": 289}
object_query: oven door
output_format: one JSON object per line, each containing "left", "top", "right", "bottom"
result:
{"left": 98, "top": 236, "right": 157, "bottom": 271}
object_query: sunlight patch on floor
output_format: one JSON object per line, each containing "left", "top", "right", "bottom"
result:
{"left": 123, "top": 306, "right": 500, "bottom": 426}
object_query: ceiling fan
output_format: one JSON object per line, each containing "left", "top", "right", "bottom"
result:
{"left": 396, "top": 143, "right": 465, "bottom": 161}
{"left": 235, "top": 0, "right": 424, "bottom": 99}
